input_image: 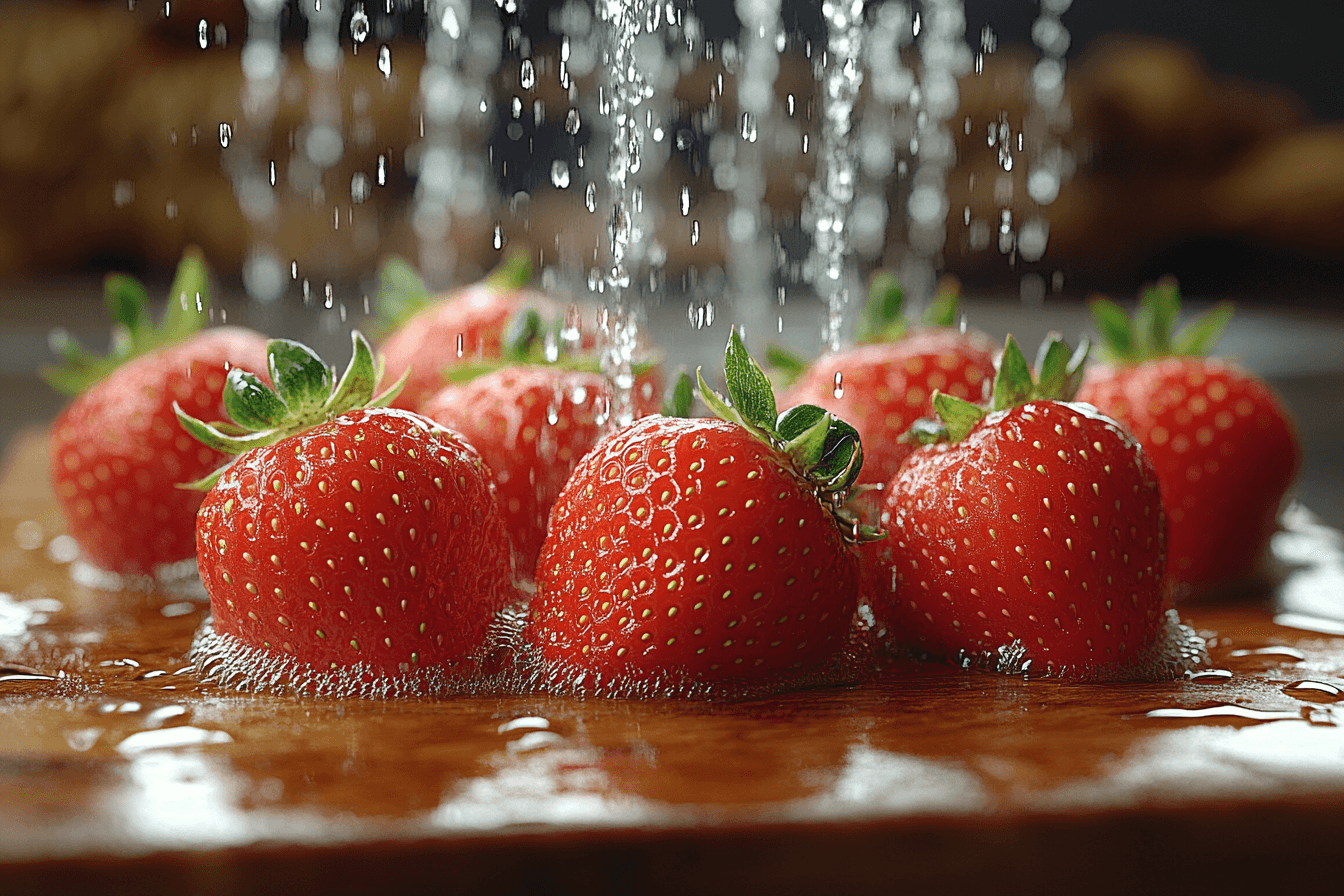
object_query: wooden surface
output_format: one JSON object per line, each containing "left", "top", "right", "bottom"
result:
{"left": 3, "top": 429, "right": 1344, "bottom": 895}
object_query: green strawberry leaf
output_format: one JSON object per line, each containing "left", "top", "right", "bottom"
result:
{"left": 856, "top": 272, "right": 908, "bottom": 344}
{"left": 1089, "top": 297, "right": 1134, "bottom": 362}
{"left": 503, "top": 308, "right": 545, "bottom": 360}
{"left": 222, "top": 370, "right": 286, "bottom": 431}
{"left": 777, "top": 404, "right": 831, "bottom": 467}
{"left": 268, "top": 340, "right": 334, "bottom": 417}
{"left": 765, "top": 344, "right": 809, "bottom": 387}
{"left": 933, "top": 391, "right": 987, "bottom": 443}
{"left": 485, "top": 251, "right": 534, "bottom": 290}
{"left": 814, "top": 418, "right": 864, "bottom": 491}
{"left": 1173, "top": 301, "right": 1233, "bottom": 356}
{"left": 373, "top": 256, "right": 432, "bottom": 330}
{"left": 722, "top": 327, "right": 777, "bottom": 433}
{"left": 903, "top": 415, "right": 949, "bottom": 446}
{"left": 325, "top": 331, "right": 381, "bottom": 416}
{"left": 992, "top": 335, "right": 1034, "bottom": 409}
{"left": 178, "top": 330, "right": 403, "bottom": 489}
{"left": 1033, "top": 334, "right": 1071, "bottom": 399}
{"left": 161, "top": 247, "right": 210, "bottom": 344}
{"left": 923, "top": 277, "right": 962, "bottom": 328}
{"left": 41, "top": 248, "right": 213, "bottom": 396}
{"left": 663, "top": 372, "right": 694, "bottom": 418}
{"left": 103, "top": 273, "right": 150, "bottom": 340}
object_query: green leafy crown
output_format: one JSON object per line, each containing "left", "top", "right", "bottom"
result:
{"left": 908, "top": 334, "right": 1090, "bottom": 446}
{"left": 372, "top": 251, "right": 533, "bottom": 335}
{"left": 1090, "top": 276, "right": 1233, "bottom": 364}
{"left": 698, "top": 328, "right": 881, "bottom": 543}
{"left": 767, "top": 271, "right": 964, "bottom": 383}
{"left": 43, "top": 248, "right": 214, "bottom": 396}
{"left": 174, "top": 331, "right": 406, "bottom": 490}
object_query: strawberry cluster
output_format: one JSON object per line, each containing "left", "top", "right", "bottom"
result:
{"left": 47, "top": 258, "right": 1299, "bottom": 699}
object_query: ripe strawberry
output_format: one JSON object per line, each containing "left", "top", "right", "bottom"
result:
{"left": 45, "top": 250, "right": 269, "bottom": 577}
{"left": 529, "top": 329, "right": 877, "bottom": 698}
{"left": 879, "top": 335, "right": 1188, "bottom": 680}
{"left": 177, "top": 333, "right": 517, "bottom": 696}
{"left": 777, "top": 274, "right": 997, "bottom": 487}
{"left": 1078, "top": 279, "right": 1301, "bottom": 592}
{"left": 375, "top": 254, "right": 573, "bottom": 410}
{"left": 420, "top": 363, "right": 663, "bottom": 578}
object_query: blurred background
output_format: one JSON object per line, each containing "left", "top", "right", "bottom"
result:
{"left": 1, "top": 0, "right": 1341, "bottom": 523}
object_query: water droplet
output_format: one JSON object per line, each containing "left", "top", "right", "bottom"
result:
{"left": 493, "top": 223, "right": 505, "bottom": 250}
{"left": 1185, "top": 668, "right": 1233, "bottom": 683}
{"left": 350, "top": 7, "right": 370, "bottom": 43}
{"left": 520, "top": 58, "right": 536, "bottom": 89}
{"left": 350, "top": 172, "right": 372, "bottom": 203}
{"left": 377, "top": 45, "right": 392, "bottom": 78}
{"left": 565, "top": 108, "right": 581, "bottom": 135}
{"left": 584, "top": 183, "right": 597, "bottom": 213}
{"left": 197, "top": 18, "right": 208, "bottom": 50}
{"left": 679, "top": 186, "right": 690, "bottom": 216}
{"left": 1283, "top": 680, "right": 1343, "bottom": 703}
{"left": 218, "top": 122, "right": 231, "bottom": 148}
{"left": 550, "top": 160, "right": 571, "bottom": 189}
{"left": 832, "top": 371, "right": 844, "bottom": 399}
{"left": 376, "top": 154, "right": 387, "bottom": 186}
{"left": 1146, "top": 705, "right": 1302, "bottom": 722}
{"left": 690, "top": 220, "right": 700, "bottom": 245}
{"left": 1230, "top": 646, "right": 1307, "bottom": 662}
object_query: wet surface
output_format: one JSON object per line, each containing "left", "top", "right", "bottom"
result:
{"left": 2, "top": 430, "right": 1344, "bottom": 891}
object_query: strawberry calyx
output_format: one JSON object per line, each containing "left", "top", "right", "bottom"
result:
{"left": 373, "top": 252, "right": 534, "bottom": 334}
{"left": 43, "top": 248, "right": 213, "bottom": 396}
{"left": 908, "top": 334, "right": 1089, "bottom": 445}
{"left": 698, "top": 328, "right": 880, "bottom": 542}
{"left": 767, "top": 273, "right": 964, "bottom": 384}
{"left": 1090, "top": 276, "right": 1234, "bottom": 364}
{"left": 174, "top": 331, "right": 407, "bottom": 490}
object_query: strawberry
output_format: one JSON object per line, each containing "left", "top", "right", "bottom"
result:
{"left": 1078, "top": 279, "right": 1301, "bottom": 592}
{"left": 419, "top": 363, "right": 665, "bottom": 578}
{"left": 176, "top": 333, "right": 517, "bottom": 696}
{"left": 528, "top": 329, "right": 877, "bottom": 699}
{"left": 776, "top": 274, "right": 997, "bottom": 487}
{"left": 45, "top": 250, "right": 269, "bottom": 577}
{"left": 878, "top": 335, "right": 1192, "bottom": 680}
{"left": 375, "top": 253, "right": 574, "bottom": 410}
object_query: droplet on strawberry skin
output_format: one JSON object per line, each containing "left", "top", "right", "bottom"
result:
{"left": 526, "top": 328, "right": 880, "bottom": 699}
{"left": 177, "top": 332, "right": 520, "bottom": 698}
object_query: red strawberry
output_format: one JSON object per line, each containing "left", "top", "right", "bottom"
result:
{"left": 45, "top": 251, "right": 269, "bottom": 577}
{"left": 177, "top": 333, "right": 517, "bottom": 696}
{"left": 878, "top": 335, "right": 1195, "bottom": 680}
{"left": 376, "top": 254, "right": 573, "bottom": 410}
{"left": 420, "top": 364, "right": 663, "bottom": 578}
{"left": 1078, "top": 279, "right": 1300, "bottom": 592}
{"left": 529, "top": 329, "right": 876, "bottom": 698}
{"left": 778, "top": 274, "right": 997, "bottom": 486}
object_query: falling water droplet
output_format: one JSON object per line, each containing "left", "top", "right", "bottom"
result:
{"left": 679, "top": 186, "right": 690, "bottom": 216}
{"left": 584, "top": 183, "right": 597, "bottom": 212}
{"left": 269, "top": 160, "right": 276, "bottom": 186}
{"left": 520, "top": 58, "right": 536, "bottom": 89}
{"left": 565, "top": 108, "right": 581, "bottom": 135}
{"left": 197, "top": 19, "right": 208, "bottom": 50}
{"left": 493, "top": 223, "right": 505, "bottom": 249}
{"left": 323, "top": 283, "right": 334, "bottom": 309}
{"left": 377, "top": 45, "right": 392, "bottom": 78}
{"left": 218, "top": 123, "right": 231, "bottom": 148}
{"left": 350, "top": 7, "right": 370, "bottom": 43}
{"left": 350, "top": 172, "right": 372, "bottom": 203}
{"left": 690, "top": 220, "right": 700, "bottom": 245}
{"left": 833, "top": 371, "right": 844, "bottom": 399}
{"left": 376, "top": 154, "right": 387, "bottom": 186}
{"left": 550, "top": 160, "right": 571, "bottom": 189}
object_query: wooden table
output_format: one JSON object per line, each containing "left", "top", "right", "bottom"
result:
{"left": 2, "top": 431, "right": 1344, "bottom": 895}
